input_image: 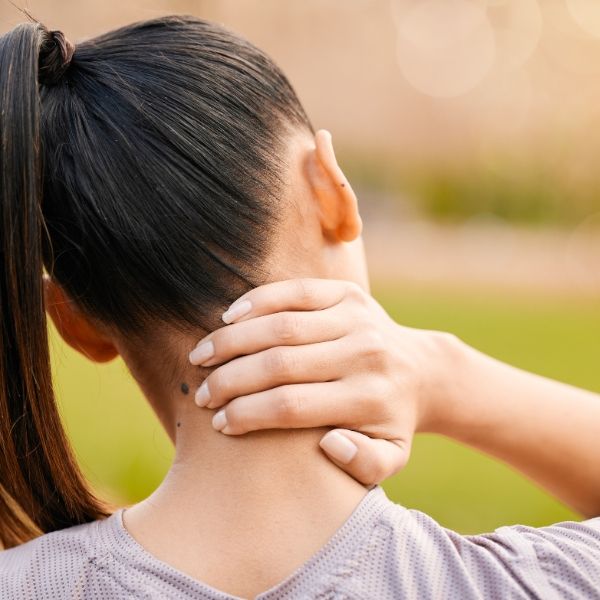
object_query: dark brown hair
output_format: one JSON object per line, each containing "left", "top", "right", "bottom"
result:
{"left": 0, "top": 16, "right": 312, "bottom": 548}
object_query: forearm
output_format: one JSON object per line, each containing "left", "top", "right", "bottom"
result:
{"left": 426, "top": 337, "right": 600, "bottom": 517}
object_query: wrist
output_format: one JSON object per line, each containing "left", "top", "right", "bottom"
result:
{"left": 414, "top": 329, "right": 473, "bottom": 435}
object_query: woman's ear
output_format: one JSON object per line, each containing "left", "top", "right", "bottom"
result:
{"left": 44, "top": 276, "right": 119, "bottom": 363}
{"left": 305, "top": 129, "right": 362, "bottom": 242}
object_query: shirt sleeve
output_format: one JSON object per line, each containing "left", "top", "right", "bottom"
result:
{"left": 388, "top": 505, "right": 600, "bottom": 600}
{"left": 493, "top": 518, "right": 600, "bottom": 600}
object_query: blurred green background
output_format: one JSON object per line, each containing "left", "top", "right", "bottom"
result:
{"left": 52, "top": 284, "right": 600, "bottom": 533}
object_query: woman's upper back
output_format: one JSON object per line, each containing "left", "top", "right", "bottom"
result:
{"left": 2, "top": 486, "right": 600, "bottom": 600}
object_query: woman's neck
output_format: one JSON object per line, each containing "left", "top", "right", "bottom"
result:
{"left": 123, "top": 401, "right": 367, "bottom": 598}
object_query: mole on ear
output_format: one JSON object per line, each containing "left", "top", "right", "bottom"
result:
{"left": 176, "top": 421, "right": 181, "bottom": 428}
{"left": 180, "top": 382, "right": 190, "bottom": 395}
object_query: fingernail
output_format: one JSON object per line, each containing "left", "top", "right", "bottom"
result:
{"left": 212, "top": 409, "right": 227, "bottom": 431}
{"left": 194, "top": 381, "right": 210, "bottom": 407}
{"left": 319, "top": 432, "right": 358, "bottom": 464}
{"left": 189, "top": 341, "right": 215, "bottom": 365}
{"left": 222, "top": 299, "right": 252, "bottom": 324}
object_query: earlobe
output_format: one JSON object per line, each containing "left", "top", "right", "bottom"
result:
{"left": 306, "top": 129, "right": 362, "bottom": 242}
{"left": 44, "top": 276, "right": 119, "bottom": 363}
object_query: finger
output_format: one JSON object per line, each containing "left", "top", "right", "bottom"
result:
{"left": 220, "top": 278, "right": 364, "bottom": 324}
{"left": 196, "top": 338, "right": 355, "bottom": 409}
{"left": 190, "top": 306, "right": 348, "bottom": 367}
{"left": 319, "top": 429, "right": 411, "bottom": 486}
{"left": 210, "top": 381, "right": 378, "bottom": 434}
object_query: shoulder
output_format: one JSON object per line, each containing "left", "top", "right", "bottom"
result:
{"left": 498, "top": 517, "right": 600, "bottom": 598}
{"left": 348, "top": 492, "right": 600, "bottom": 600}
{"left": 0, "top": 517, "right": 111, "bottom": 599}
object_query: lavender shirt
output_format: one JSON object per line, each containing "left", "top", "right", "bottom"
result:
{"left": 1, "top": 486, "right": 600, "bottom": 599}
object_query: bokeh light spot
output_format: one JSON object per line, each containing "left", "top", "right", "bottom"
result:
{"left": 391, "top": 0, "right": 495, "bottom": 97}
{"left": 487, "top": 0, "right": 542, "bottom": 71}
{"left": 567, "top": 0, "right": 600, "bottom": 38}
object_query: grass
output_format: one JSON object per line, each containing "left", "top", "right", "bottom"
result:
{"left": 51, "top": 284, "right": 600, "bottom": 533}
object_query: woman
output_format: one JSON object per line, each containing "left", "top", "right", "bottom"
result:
{"left": 1, "top": 14, "right": 599, "bottom": 599}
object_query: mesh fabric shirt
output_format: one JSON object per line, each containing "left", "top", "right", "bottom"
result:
{"left": 1, "top": 486, "right": 600, "bottom": 599}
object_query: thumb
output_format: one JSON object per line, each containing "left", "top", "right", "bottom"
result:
{"left": 319, "top": 429, "right": 411, "bottom": 486}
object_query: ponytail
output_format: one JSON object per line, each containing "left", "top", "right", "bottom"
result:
{"left": 0, "top": 23, "right": 107, "bottom": 549}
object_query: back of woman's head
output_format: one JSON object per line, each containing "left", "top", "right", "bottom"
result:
{"left": 0, "top": 15, "right": 312, "bottom": 547}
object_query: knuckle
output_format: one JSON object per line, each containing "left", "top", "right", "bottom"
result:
{"left": 222, "top": 407, "right": 246, "bottom": 434}
{"left": 264, "top": 347, "right": 295, "bottom": 379}
{"left": 391, "top": 448, "right": 410, "bottom": 474}
{"left": 276, "top": 388, "right": 304, "bottom": 422}
{"left": 367, "top": 376, "right": 394, "bottom": 411}
{"left": 273, "top": 313, "right": 302, "bottom": 342}
{"left": 384, "top": 441, "right": 410, "bottom": 476}
{"left": 295, "top": 278, "right": 317, "bottom": 305}
{"left": 211, "top": 329, "right": 232, "bottom": 357}
{"left": 360, "top": 329, "right": 388, "bottom": 364}
{"left": 368, "top": 462, "right": 389, "bottom": 484}
{"left": 344, "top": 281, "right": 367, "bottom": 304}
{"left": 206, "top": 370, "right": 226, "bottom": 401}
{"left": 355, "top": 463, "right": 381, "bottom": 487}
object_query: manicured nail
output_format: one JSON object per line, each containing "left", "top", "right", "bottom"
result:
{"left": 194, "top": 381, "right": 210, "bottom": 407}
{"left": 189, "top": 341, "right": 215, "bottom": 365}
{"left": 319, "top": 432, "right": 358, "bottom": 464}
{"left": 212, "top": 409, "right": 227, "bottom": 431}
{"left": 222, "top": 299, "right": 252, "bottom": 324}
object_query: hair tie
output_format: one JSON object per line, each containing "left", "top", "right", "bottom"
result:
{"left": 38, "top": 29, "right": 75, "bottom": 86}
